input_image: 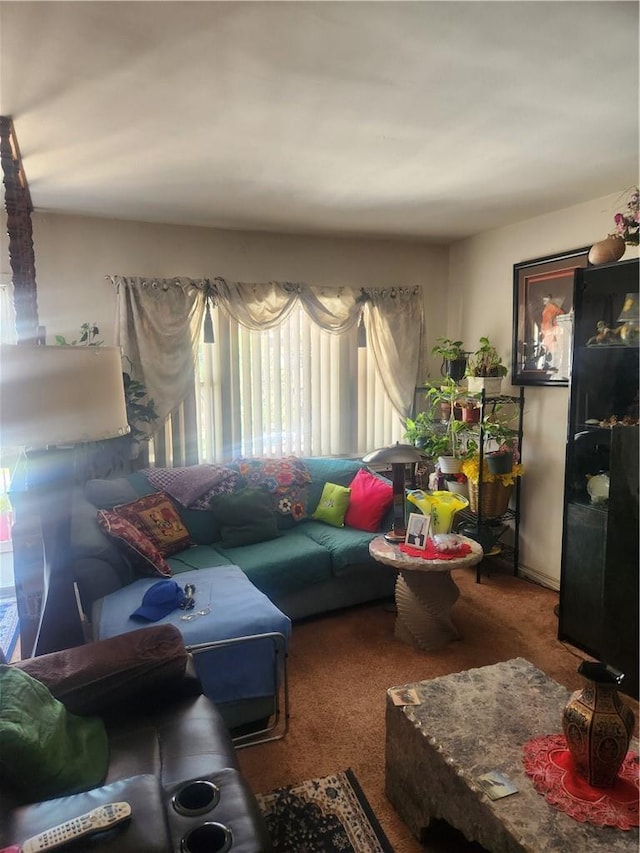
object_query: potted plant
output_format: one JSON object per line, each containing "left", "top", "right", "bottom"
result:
{"left": 432, "top": 337, "right": 468, "bottom": 382}
{"left": 465, "top": 336, "right": 508, "bottom": 395}
{"left": 406, "top": 379, "right": 471, "bottom": 474}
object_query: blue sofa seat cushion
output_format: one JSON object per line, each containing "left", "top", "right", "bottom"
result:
{"left": 214, "top": 530, "right": 332, "bottom": 599}
{"left": 298, "top": 520, "right": 379, "bottom": 576}
{"left": 93, "top": 565, "right": 291, "bottom": 706}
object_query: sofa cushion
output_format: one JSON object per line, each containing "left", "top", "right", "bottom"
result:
{"left": 167, "top": 546, "right": 232, "bottom": 573}
{"left": 344, "top": 467, "right": 394, "bottom": 532}
{"left": 113, "top": 492, "right": 193, "bottom": 557}
{"left": 230, "top": 456, "right": 311, "bottom": 522}
{"left": 214, "top": 530, "right": 332, "bottom": 598}
{"left": 97, "top": 510, "right": 172, "bottom": 578}
{"left": 210, "top": 487, "right": 280, "bottom": 548}
{"left": 311, "top": 482, "right": 351, "bottom": 527}
{"left": 298, "top": 520, "right": 379, "bottom": 576}
{"left": 84, "top": 473, "right": 156, "bottom": 509}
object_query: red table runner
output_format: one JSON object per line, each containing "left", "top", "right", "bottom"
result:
{"left": 523, "top": 733, "right": 639, "bottom": 829}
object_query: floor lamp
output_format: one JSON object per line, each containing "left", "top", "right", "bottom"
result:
{"left": 0, "top": 344, "right": 130, "bottom": 656}
{"left": 363, "top": 442, "right": 425, "bottom": 543}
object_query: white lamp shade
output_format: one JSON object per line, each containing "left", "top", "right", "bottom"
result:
{"left": 0, "top": 345, "right": 130, "bottom": 449}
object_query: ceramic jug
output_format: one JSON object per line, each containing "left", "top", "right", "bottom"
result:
{"left": 562, "top": 661, "right": 634, "bottom": 788}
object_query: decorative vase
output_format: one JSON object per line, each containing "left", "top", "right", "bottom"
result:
{"left": 562, "top": 661, "right": 635, "bottom": 788}
{"left": 588, "top": 236, "right": 626, "bottom": 266}
{"left": 486, "top": 450, "right": 514, "bottom": 475}
{"left": 406, "top": 489, "right": 469, "bottom": 533}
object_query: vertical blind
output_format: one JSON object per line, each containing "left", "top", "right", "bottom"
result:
{"left": 184, "top": 302, "right": 404, "bottom": 463}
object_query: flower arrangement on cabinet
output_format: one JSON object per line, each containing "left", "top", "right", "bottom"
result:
{"left": 611, "top": 187, "right": 639, "bottom": 246}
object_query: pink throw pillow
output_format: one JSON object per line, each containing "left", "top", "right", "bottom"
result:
{"left": 344, "top": 468, "right": 393, "bottom": 532}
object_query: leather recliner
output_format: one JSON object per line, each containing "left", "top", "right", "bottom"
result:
{"left": 0, "top": 624, "right": 272, "bottom": 852}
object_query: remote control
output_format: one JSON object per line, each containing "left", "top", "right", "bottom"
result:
{"left": 21, "top": 802, "right": 131, "bottom": 852}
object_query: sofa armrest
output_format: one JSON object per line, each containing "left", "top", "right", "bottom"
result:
{"left": 14, "top": 624, "right": 196, "bottom": 716}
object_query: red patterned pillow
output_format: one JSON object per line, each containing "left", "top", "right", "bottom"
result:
{"left": 97, "top": 510, "right": 172, "bottom": 577}
{"left": 344, "top": 468, "right": 393, "bottom": 532}
{"left": 112, "top": 492, "right": 193, "bottom": 556}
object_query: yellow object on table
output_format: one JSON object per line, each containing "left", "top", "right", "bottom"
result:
{"left": 407, "top": 489, "right": 469, "bottom": 533}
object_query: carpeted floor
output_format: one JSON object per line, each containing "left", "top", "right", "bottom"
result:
{"left": 257, "top": 768, "right": 393, "bottom": 852}
{"left": 0, "top": 598, "right": 19, "bottom": 662}
{"left": 238, "top": 567, "right": 639, "bottom": 852}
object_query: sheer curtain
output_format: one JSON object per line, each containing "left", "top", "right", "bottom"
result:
{"left": 110, "top": 276, "right": 423, "bottom": 464}
{"left": 0, "top": 281, "right": 17, "bottom": 344}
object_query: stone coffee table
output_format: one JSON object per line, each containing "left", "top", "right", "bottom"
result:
{"left": 369, "top": 534, "right": 483, "bottom": 650}
{"left": 385, "top": 658, "right": 639, "bottom": 852}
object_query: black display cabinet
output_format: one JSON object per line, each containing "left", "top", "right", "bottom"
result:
{"left": 558, "top": 257, "right": 639, "bottom": 698}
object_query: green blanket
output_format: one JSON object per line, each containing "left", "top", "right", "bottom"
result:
{"left": 0, "top": 664, "right": 108, "bottom": 801}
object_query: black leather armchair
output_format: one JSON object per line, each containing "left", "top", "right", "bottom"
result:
{"left": 0, "top": 624, "right": 272, "bottom": 852}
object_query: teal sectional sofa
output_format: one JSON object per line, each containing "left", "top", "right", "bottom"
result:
{"left": 70, "top": 456, "right": 396, "bottom": 626}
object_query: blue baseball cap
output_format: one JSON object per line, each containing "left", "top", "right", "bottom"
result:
{"left": 130, "top": 580, "right": 185, "bottom": 622}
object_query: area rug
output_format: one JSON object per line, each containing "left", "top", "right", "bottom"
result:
{"left": 0, "top": 598, "right": 19, "bottom": 661}
{"left": 256, "top": 768, "right": 393, "bottom": 852}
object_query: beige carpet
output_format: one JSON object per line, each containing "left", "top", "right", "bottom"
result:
{"left": 237, "top": 567, "right": 638, "bottom": 852}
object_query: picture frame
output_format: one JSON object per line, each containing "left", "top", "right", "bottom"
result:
{"left": 512, "top": 247, "right": 590, "bottom": 386}
{"left": 405, "top": 512, "right": 430, "bottom": 550}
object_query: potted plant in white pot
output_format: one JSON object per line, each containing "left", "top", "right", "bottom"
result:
{"left": 465, "top": 336, "right": 508, "bottom": 395}
{"left": 406, "top": 379, "right": 469, "bottom": 474}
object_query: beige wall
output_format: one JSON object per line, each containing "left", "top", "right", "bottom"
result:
{"left": 23, "top": 214, "right": 448, "bottom": 354}
{"left": 449, "top": 192, "right": 639, "bottom": 589}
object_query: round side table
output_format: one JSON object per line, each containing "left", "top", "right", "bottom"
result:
{"left": 369, "top": 535, "right": 483, "bottom": 651}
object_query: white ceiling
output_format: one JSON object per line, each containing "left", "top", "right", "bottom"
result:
{"left": 1, "top": 1, "right": 638, "bottom": 243}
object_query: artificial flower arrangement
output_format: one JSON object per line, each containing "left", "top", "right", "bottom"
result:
{"left": 461, "top": 455, "right": 524, "bottom": 487}
{"left": 611, "top": 187, "right": 639, "bottom": 245}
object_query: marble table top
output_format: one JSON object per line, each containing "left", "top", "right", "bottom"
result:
{"left": 369, "top": 534, "right": 483, "bottom": 573}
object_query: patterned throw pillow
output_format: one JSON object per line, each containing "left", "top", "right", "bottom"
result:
{"left": 311, "top": 482, "right": 352, "bottom": 528}
{"left": 231, "top": 456, "right": 311, "bottom": 521}
{"left": 112, "top": 492, "right": 193, "bottom": 556}
{"left": 142, "top": 465, "right": 243, "bottom": 509}
{"left": 344, "top": 468, "right": 394, "bottom": 532}
{"left": 97, "top": 510, "right": 172, "bottom": 577}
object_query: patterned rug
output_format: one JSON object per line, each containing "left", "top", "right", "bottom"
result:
{"left": 0, "top": 598, "right": 19, "bottom": 661}
{"left": 256, "top": 769, "right": 393, "bottom": 852}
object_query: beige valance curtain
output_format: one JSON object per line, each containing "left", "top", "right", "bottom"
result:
{"left": 110, "top": 275, "right": 423, "bottom": 437}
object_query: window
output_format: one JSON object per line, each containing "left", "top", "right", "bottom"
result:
{"left": 195, "top": 303, "right": 403, "bottom": 462}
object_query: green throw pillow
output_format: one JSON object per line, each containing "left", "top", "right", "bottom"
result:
{"left": 0, "top": 665, "right": 108, "bottom": 801}
{"left": 209, "top": 487, "right": 280, "bottom": 548}
{"left": 312, "top": 482, "right": 352, "bottom": 527}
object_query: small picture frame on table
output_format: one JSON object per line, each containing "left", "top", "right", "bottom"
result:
{"left": 512, "top": 247, "right": 590, "bottom": 386}
{"left": 405, "top": 512, "right": 430, "bottom": 550}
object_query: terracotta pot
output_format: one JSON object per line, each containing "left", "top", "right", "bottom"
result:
{"left": 562, "top": 661, "right": 634, "bottom": 788}
{"left": 588, "top": 236, "right": 626, "bottom": 266}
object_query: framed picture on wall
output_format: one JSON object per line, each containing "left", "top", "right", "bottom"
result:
{"left": 512, "top": 247, "right": 590, "bottom": 386}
